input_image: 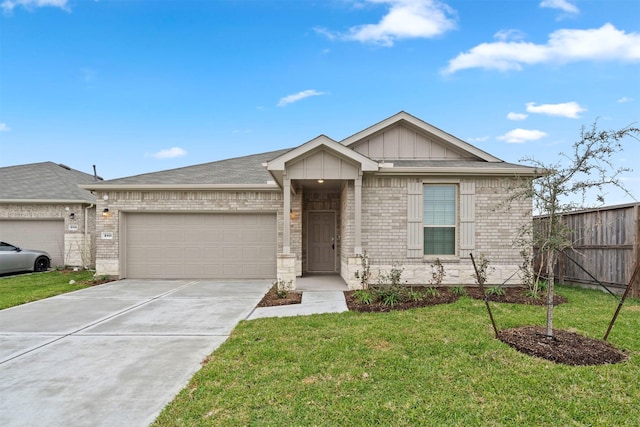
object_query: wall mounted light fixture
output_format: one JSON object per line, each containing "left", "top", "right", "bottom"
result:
{"left": 69, "top": 213, "right": 76, "bottom": 220}
{"left": 102, "top": 208, "right": 110, "bottom": 218}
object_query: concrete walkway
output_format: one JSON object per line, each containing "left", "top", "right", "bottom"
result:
{"left": 248, "top": 274, "right": 349, "bottom": 320}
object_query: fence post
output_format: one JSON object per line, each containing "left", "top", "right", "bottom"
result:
{"left": 634, "top": 205, "right": 640, "bottom": 298}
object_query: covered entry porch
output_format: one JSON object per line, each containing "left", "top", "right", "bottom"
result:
{"left": 266, "top": 135, "right": 379, "bottom": 289}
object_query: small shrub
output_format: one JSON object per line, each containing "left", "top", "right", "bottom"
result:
{"left": 429, "top": 258, "right": 446, "bottom": 286}
{"left": 354, "top": 251, "right": 371, "bottom": 290}
{"left": 407, "top": 288, "right": 424, "bottom": 302}
{"left": 353, "top": 289, "right": 374, "bottom": 305}
{"left": 388, "top": 262, "right": 404, "bottom": 287}
{"left": 381, "top": 290, "right": 400, "bottom": 307}
{"left": 537, "top": 280, "right": 549, "bottom": 292}
{"left": 524, "top": 289, "right": 541, "bottom": 299}
{"left": 452, "top": 286, "right": 467, "bottom": 297}
{"left": 486, "top": 286, "right": 505, "bottom": 296}
{"left": 274, "top": 279, "right": 292, "bottom": 298}
{"left": 472, "top": 253, "right": 494, "bottom": 286}
{"left": 424, "top": 287, "right": 440, "bottom": 298}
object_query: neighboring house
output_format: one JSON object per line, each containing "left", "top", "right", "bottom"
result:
{"left": 0, "top": 162, "right": 101, "bottom": 268}
{"left": 84, "top": 112, "right": 539, "bottom": 288}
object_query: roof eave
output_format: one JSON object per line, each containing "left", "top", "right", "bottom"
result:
{"left": 0, "top": 198, "right": 96, "bottom": 204}
{"left": 80, "top": 183, "right": 281, "bottom": 191}
{"left": 375, "top": 166, "right": 543, "bottom": 177}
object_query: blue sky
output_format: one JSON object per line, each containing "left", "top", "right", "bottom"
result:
{"left": 1, "top": 0, "right": 639, "bottom": 205}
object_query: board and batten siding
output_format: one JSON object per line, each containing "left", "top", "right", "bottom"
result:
{"left": 459, "top": 181, "right": 476, "bottom": 253}
{"left": 351, "top": 124, "right": 473, "bottom": 160}
{"left": 407, "top": 180, "right": 423, "bottom": 258}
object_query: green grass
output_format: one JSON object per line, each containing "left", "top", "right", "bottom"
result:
{"left": 0, "top": 270, "right": 97, "bottom": 309}
{"left": 154, "top": 286, "right": 640, "bottom": 426}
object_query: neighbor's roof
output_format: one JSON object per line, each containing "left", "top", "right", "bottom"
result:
{"left": 83, "top": 149, "right": 291, "bottom": 190}
{"left": 0, "top": 162, "right": 100, "bottom": 203}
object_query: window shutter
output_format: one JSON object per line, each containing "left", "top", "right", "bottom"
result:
{"left": 459, "top": 181, "right": 475, "bottom": 253}
{"left": 407, "top": 179, "right": 422, "bottom": 258}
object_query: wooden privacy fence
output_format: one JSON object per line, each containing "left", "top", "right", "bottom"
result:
{"left": 534, "top": 203, "right": 640, "bottom": 298}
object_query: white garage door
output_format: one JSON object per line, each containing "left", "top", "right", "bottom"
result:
{"left": 0, "top": 219, "right": 65, "bottom": 267}
{"left": 125, "top": 213, "right": 277, "bottom": 279}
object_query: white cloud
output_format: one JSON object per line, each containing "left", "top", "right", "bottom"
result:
{"left": 493, "top": 29, "right": 526, "bottom": 42}
{"left": 467, "top": 136, "right": 489, "bottom": 143}
{"left": 150, "top": 147, "right": 187, "bottom": 159}
{"left": 444, "top": 23, "right": 640, "bottom": 74}
{"left": 498, "top": 129, "right": 548, "bottom": 144}
{"left": 526, "top": 101, "right": 586, "bottom": 118}
{"left": 316, "top": 0, "right": 457, "bottom": 47}
{"left": 540, "top": 0, "right": 579, "bottom": 14}
{"left": 278, "top": 89, "right": 326, "bottom": 107}
{"left": 507, "top": 112, "right": 528, "bottom": 121}
{"left": 0, "top": 123, "right": 10, "bottom": 132}
{"left": 1, "top": 0, "right": 69, "bottom": 12}
{"left": 618, "top": 96, "right": 634, "bottom": 103}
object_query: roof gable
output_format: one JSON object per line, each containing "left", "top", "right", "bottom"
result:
{"left": 341, "top": 111, "right": 502, "bottom": 163}
{"left": 0, "top": 162, "right": 99, "bottom": 203}
{"left": 266, "top": 135, "right": 379, "bottom": 186}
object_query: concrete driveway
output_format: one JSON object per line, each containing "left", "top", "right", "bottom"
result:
{"left": 0, "top": 279, "right": 272, "bottom": 427}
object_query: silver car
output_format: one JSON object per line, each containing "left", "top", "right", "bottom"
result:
{"left": 0, "top": 241, "right": 51, "bottom": 275}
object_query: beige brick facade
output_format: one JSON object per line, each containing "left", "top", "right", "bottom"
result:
{"left": 0, "top": 203, "right": 96, "bottom": 268}
{"left": 94, "top": 190, "right": 287, "bottom": 277}
{"left": 340, "top": 176, "right": 532, "bottom": 288}
{"left": 92, "top": 175, "right": 532, "bottom": 287}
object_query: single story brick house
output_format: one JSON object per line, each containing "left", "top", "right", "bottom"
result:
{"left": 84, "top": 112, "right": 539, "bottom": 289}
{"left": 0, "top": 162, "right": 101, "bottom": 268}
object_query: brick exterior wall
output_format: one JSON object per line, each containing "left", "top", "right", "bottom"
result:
{"left": 94, "top": 190, "right": 285, "bottom": 277}
{"left": 341, "top": 176, "right": 533, "bottom": 288}
{"left": 0, "top": 203, "right": 96, "bottom": 268}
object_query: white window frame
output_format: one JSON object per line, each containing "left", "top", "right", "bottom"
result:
{"left": 423, "top": 182, "right": 459, "bottom": 257}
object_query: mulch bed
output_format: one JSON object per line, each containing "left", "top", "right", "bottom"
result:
{"left": 256, "top": 285, "right": 302, "bottom": 307}
{"left": 256, "top": 284, "right": 627, "bottom": 366}
{"left": 499, "top": 326, "right": 628, "bottom": 366}
{"left": 344, "top": 287, "right": 458, "bottom": 312}
{"left": 466, "top": 286, "right": 568, "bottom": 306}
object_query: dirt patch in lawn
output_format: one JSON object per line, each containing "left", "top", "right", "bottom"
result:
{"left": 499, "top": 326, "right": 628, "bottom": 366}
{"left": 257, "top": 285, "right": 302, "bottom": 307}
{"left": 466, "top": 286, "right": 568, "bottom": 306}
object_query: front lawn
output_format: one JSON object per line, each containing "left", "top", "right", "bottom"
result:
{"left": 0, "top": 270, "right": 98, "bottom": 310}
{"left": 154, "top": 286, "right": 640, "bottom": 426}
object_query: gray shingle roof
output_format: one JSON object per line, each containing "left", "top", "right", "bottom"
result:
{"left": 0, "top": 162, "right": 100, "bottom": 202}
{"left": 93, "top": 149, "right": 291, "bottom": 186}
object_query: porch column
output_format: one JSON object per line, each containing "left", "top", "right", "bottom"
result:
{"left": 283, "top": 177, "right": 291, "bottom": 254}
{"left": 354, "top": 174, "right": 362, "bottom": 255}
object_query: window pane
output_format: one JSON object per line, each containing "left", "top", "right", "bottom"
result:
{"left": 424, "top": 185, "right": 455, "bottom": 225}
{"left": 424, "top": 227, "right": 455, "bottom": 255}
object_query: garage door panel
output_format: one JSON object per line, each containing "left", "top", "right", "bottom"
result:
{"left": 125, "top": 213, "right": 276, "bottom": 279}
{"left": 0, "top": 220, "right": 65, "bottom": 267}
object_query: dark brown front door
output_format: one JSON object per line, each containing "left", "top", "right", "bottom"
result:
{"left": 308, "top": 211, "right": 335, "bottom": 272}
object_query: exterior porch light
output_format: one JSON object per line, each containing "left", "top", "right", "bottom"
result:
{"left": 102, "top": 208, "right": 111, "bottom": 218}
{"left": 290, "top": 209, "right": 296, "bottom": 220}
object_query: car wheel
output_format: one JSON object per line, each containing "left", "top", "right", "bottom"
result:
{"left": 34, "top": 256, "right": 50, "bottom": 272}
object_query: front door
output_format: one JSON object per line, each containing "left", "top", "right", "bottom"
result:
{"left": 308, "top": 211, "right": 335, "bottom": 272}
